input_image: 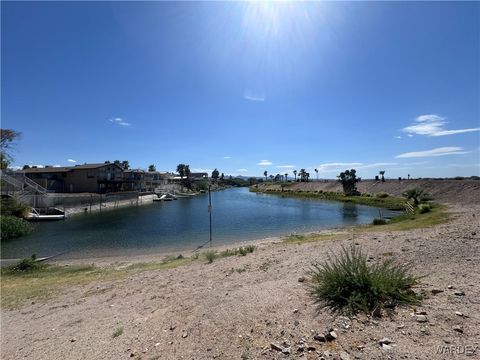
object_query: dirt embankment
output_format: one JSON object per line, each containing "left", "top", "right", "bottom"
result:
{"left": 253, "top": 179, "right": 480, "bottom": 205}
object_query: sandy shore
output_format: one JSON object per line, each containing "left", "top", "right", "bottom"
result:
{"left": 2, "top": 201, "right": 479, "bottom": 359}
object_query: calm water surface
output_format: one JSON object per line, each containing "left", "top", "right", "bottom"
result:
{"left": 1, "top": 188, "right": 394, "bottom": 259}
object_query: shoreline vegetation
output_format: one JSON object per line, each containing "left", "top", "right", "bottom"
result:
{"left": 249, "top": 186, "right": 407, "bottom": 210}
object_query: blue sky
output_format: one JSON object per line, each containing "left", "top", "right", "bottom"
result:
{"left": 2, "top": 1, "right": 479, "bottom": 178}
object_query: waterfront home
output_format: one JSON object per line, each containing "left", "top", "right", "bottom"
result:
{"left": 21, "top": 163, "right": 124, "bottom": 193}
{"left": 122, "top": 169, "right": 146, "bottom": 192}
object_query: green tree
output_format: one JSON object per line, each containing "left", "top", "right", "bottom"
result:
{"left": 379, "top": 170, "right": 385, "bottom": 182}
{"left": 177, "top": 164, "right": 187, "bottom": 178}
{"left": 0, "top": 129, "right": 21, "bottom": 169}
{"left": 121, "top": 160, "right": 130, "bottom": 170}
{"left": 315, "top": 168, "right": 319, "bottom": 181}
{"left": 22, "top": 165, "right": 31, "bottom": 170}
{"left": 402, "top": 188, "right": 431, "bottom": 207}
{"left": 211, "top": 168, "right": 220, "bottom": 180}
{"left": 284, "top": 173, "right": 288, "bottom": 181}
{"left": 148, "top": 164, "right": 156, "bottom": 172}
{"left": 337, "top": 169, "right": 361, "bottom": 196}
{"left": 299, "top": 169, "right": 308, "bottom": 182}
{"left": 263, "top": 170, "right": 268, "bottom": 181}
{"left": 293, "top": 170, "right": 297, "bottom": 181}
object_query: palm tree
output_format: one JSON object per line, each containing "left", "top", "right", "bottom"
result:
{"left": 264, "top": 170, "right": 268, "bottom": 181}
{"left": 315, "top": 168, "right": 318, "bottom": 181}
{"left": 284, "top": 173, "right": 288, "bottom": 182}
{"left": 148, "top": 164, "right": 156, "bottom": 172}
{"left": 402, "top": 188, "right": 430, "bottom": 207}
{"left": 299, "top": 169, "right": 306, "bottom": 182}
{"left": 269, "top": 174, "right": 274, "bottom": 181}
{"left": 293, "top": 170, "right": 297, "bottom": 181}
{"left": 379, "top": 170, "right": 385, "bottom": 182}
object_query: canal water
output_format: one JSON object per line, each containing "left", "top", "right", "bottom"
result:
{"left": 1, "top": 187, "right": 394, "bottom": 259}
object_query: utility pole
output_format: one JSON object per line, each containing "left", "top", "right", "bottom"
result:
{"left": 208, "top": 183, "right": 212, "bottom": 247}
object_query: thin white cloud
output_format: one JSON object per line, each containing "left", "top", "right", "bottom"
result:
{"left": 316, "top": 162, "right": 363, "bottom": 173}
{"left": 403, "top": 114, "right": 479, "bottom": 137}
{"left": 257, "top": 160, "right": 273, "bottom": 166}
{"left": 109, "top": 117, "right": 131, "bottom": 127}
{"left": 53, "top": 165, "right": 61, "bottom": 168}
{"left": 315, "top": 162, "right": 398, "bottom": 173}
{"left": 407, "top": 134, "right": 414, "bottom": 137}
{"left": 223, "top": 156, "right": 232, "bottom": 159}
{"left": 244, "top": 89, "right": 265, "bottom": 102}
{"left": 394, "top": 136, "right": 402, "bottom": 139}
{"left": 447, "top": 163, "right": 480, "bottom": 168}
{"left": 396, "top": 147, "right": 470, "bottom": 159}
{"left": 67, "top": 159, "right": 77, "bottom": 163}
{"left": 236, "top": 168, "right": 248, "bottom": 172}
{"left": 276, "top": 165, "right": 296, "bottom": 169}
{"left": 358, "top": 162, "right": 397, "bottom": 169}
{"left": 191, "top": 168, "right": 213, "bottom": 173}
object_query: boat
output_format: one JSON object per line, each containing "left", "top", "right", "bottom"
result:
{"left": 153, "top": 193, "right": 177, "bottom": 201}
{"left": 27, "top": 207, "right": 66, "bottom": 221}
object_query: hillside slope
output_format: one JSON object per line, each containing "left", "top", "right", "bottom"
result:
{"left": 253, "top": 179, "right": 480, "bottom": 204}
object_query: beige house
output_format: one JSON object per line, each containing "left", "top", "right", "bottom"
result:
{"left": 22, "top": 163, "right": 124, "bottom": 193}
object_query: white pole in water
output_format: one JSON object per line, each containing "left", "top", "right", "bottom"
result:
{"left": 208, "top": 183, "right": 212, "bottom": 247}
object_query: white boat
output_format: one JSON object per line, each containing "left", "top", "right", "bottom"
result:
{"left": 153, "top": 193, "right": 177, "bottom": 201}
{"left": 27, "top": 207, "right": 66, "bottom": 221}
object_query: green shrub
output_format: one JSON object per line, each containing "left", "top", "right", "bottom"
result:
{"left": 1, "top": 215, "right": 32, "bottom": 239}
{"left": 204, "top": 250, "right": 217, "bottom": 263}
{"left": 310, "top": 245, "right": 420, "bottom": 316}
{"left": 0, "top": 197, "right": 29, "bottom": 218}
{"left": 376, "top": 192, "right": 389, "bottom": 198}
{"left": 372, "top": 218, "right": 387, "bottom": 225}
{"left": 9, "top": 255, "right": 46, "bottom": 273}
{"left": 220, "top": 248, "right": 238, "bottom": 257}
{"left": 112, "top": 326, "right": 123, "bottom": 338}
{"left": 418, "top": 204, "right": 431, "bottom": 213}
{"left": 245, "top": 245, "right": 256, "bottom": 253}
{"left": 238, "top": 247, "right": 248, "bottom": 256}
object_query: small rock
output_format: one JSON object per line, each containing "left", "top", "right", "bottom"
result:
{"left": 70, "top": 338, "right": 76, "bottom": 343}
{"left": 293, "top": 309, "right": 299, "bottom": 313}
{"left": 271, "top": 343, "right": 283, "bottom": 351}
{"left": 181, "top": 332, "right": 188, "bottom": 338}
{"left": 379, "top": 338, "right": 392, "bottom": 345}
{"left": 431, "top": 289, "right": 444, "bottom": 294}
{"left": 453, "top": 325, "right": 463, "bottom": 333}
{"left": 324, "top": 350, "right": 333, "bottom": 357}
{"left": 307, "top": 346, "right": 316, "bottom": 351}
{"left": 382, "top": 344, "right": 392, "bottom": 351}
{"left": 282, "top": 347, "right": 291, "bottom": 355}
{"left": 415, "top": 310, "right": 427, "bottom": 315}
{"left": 314, "top": 334, "right": 327, "bottom": 342}
{"left": 296, "top": 344, "right": 305, "bottom": 352}
{"left": 415, "top": 315, "right": 428, "bottom": 323}
{"left": 396, "top": 324, "right": 405, "bottom": 329}
{"left": 447, "top": 285, "right": 453, "bottom": 289}
{"left": 454, "top": 291, "right": 465, "bottom": 296}
{"left": 294, "top": 320, "right": 300, "bottom": 326}
{"left": 298, "top": 276, "right": 306, "bottom": 283}
{"left": 154, "top": 343, "right": 160, "bottom": 347}
{"left": 325, "top": 331, "right": 337, "bottom": 341}
{"left": 339, "top": 351, "right": 351, "bottom": 360}
{"left": 455, "top": 311, "right": 464, "bottom": 317}
{"left": 169, "top": 325, "right": 176, "bottom": 331}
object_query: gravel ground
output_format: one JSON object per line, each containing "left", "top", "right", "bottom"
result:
{"left": 1, "top": 201, "right": 479, "bottom": 360}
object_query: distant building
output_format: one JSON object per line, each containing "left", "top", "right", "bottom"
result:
{"left": 21, "top": 163, "right": 125, "bottom": 193}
